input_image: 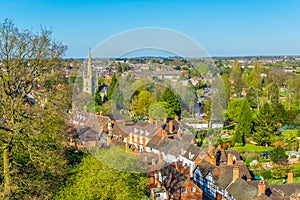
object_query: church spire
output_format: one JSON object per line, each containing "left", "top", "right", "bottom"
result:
{"left": 87, "top": 48, "right": 92, "bottom": 77}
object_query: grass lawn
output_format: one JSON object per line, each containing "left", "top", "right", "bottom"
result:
{"left": 231, "top": 143, "right": 274, "bottom": 154}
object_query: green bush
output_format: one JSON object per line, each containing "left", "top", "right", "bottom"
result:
{"left": 234, "top": 143, "right": 244, "bottom": 147}
{"left": 260, "top": 170, "right": 272, "bottom": 180}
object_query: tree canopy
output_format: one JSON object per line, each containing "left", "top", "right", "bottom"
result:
{"left": 0, "top": 19, "right": 68, "bottom": 199}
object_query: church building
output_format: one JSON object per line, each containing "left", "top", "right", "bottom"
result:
{"left": 82, "top": 49, "right": 97, "bottom": 96}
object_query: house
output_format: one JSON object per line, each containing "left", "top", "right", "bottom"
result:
{"left": 151, "top": 163, "right": 203, "bottom": 200}
{"left": 250, "top": 177, "right": 300, "bottom": 200}
{"left": 193, "top": 157, "right": 252, "bottom": 200}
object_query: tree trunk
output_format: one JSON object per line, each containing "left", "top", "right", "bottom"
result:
{"left": 3, "top": 146, "right": 12, "bottom": 199}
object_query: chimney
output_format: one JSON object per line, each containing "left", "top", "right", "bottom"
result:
{"left": 288, "top": 170, "right": 293, "bottom": 184}
{"left": 174, "top": 115, "right": 179, "bottom": 121}
{"left": 258, "top": 180, "right": 266, "bottom": 194}
{"left": 155, "top": 120, "right": 158, "bottom": 129}
{"left": 107, "top": 134, "right": 112, "bottom": 146}
{"left": 169, "top": 120, "right": 173, "bottom": 133}
{"left": 228, "top": 154, "right": 233, "bottom": 165}
{"left": 122, "top": 119, "right": 125, "bottom": 126}
{"left": 210, "top": 156, "right": 216, "bottom": 165}
{"left": 232, "top": 165, "right": 239, "bottom": 182}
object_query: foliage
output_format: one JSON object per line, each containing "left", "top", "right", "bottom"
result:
{"left": 260, "top": 170, "right": 272, "bottom": 180}
{"left": 0, "top": 19, "right": 68, "bottom": 199}
{"left": 131, "top": 90, "right": 154, "bottom": 119}
{"left": 149, "top": 102, "right": 175, "bottom": 119}
{"left": 226, "top": 99, "right": 244, "bottom": 121}
{"left": 271, "top": 165, "right": 288, "bottom": 179}
{"left": 253, "top": 103, "right": 278, "bottom": 146}
{"left": 246, "top": 87, "right": 258, "bottom": 109}
{"left": 232, "top": 144, "right": 274, "bottom": 154}
{"left": 55, "top": 152, "right": 149, "bottom": 200}
{"left": 234, "top": 100, "right": 252, "bottom": 144}
{"left": 270, "top": 145, "right": 288, "bottom": 164}
{"left": 229, "top": 61, "right": 244, "bottom": 97}
{"left": 107, "top": 73, "right": 117, "bottom": 100}
{"left": 159, "top": 87, "right": 181, "bottom": 116}
{"left": 94, "top": 89, "right": 102, "bottom": 106}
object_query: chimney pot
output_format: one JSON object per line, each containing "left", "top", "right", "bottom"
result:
{"left": 258, "top": 180, "right": 266, "bottom": 195}
{"left": 232, "top": 165, "right": 239, "bottom": 182}
{"left": 169, "top": 120, "right": 173, "bottom": 133}
{"left": 288, "top": 170, "right": 293, "bottom": 184}
{"left": 228, "top": 154, "right": 233, "bottom": 165}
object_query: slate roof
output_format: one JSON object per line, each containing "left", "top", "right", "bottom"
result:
{"left": 77, "top": 127, "right": 99, "bottom": 142}
{"left": 226, "top": 178, "right": 257, "bottom": 200}
{"left": 269, "top": 184, "right": 300, "bottom": 197}
{"left": 182, "top": 144, "right": 202, "bottom": 161}
{"left": 131, "top": 122, "right": 159, "bottom": 138}
{"left": 112, "top": 122, "right": 130, "bottom": 138}
{"left": 197, "top": 160, "right": 216, "bottom": 177}
{"left": 160, "top": 140, "right": 191, "bottom": 158}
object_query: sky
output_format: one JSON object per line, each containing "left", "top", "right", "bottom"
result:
{"left": 1, "top": 0, "right": 300, "bottom": 58}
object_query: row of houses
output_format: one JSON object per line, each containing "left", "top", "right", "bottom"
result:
{"left": 68, "top": 111, "right": 300, "bottom": 200}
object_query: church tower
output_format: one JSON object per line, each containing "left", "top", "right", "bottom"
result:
{"left": 82, "top": 48, "right": 94, "bottom": 95}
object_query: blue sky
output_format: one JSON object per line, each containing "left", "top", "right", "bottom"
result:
{"left": 1, "top": 0, "right": 300, "bottom": 57}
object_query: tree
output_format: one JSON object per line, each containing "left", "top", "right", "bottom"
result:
{"left": 229, "top": 62, "right": 244, "bottom": 97}
{"left": 233, "top": 100, "right": 252, "bottom": 144}
{"left": 253, "top": 103, "right": 277, "bottom": 146}
{"left": 94, "top": 89, "right": 102, "bottom": 106}
{"left": 267, "top": 83, "right": 279, "bottom": 105}
{"left": 0, "top": 19, "right": 68, "bottom": 199}
{"left": 226, "top": 99, "right": 244, "bottom": 122}
{"left": 246, "top": 87, "right": 258, "bottom": 109}
{"left": 273, "top": 103, "right": 287, "bottom": 127}
{"left": 149, "top": 102, "right": 175, "bottom": 119}
{"left": 54, "top": 152, "right": 149, "bottom": 200}
{"left": 221, "top": 74, "right": 231, "bottom": 105}
{"left": 160, "top": 88, "right": 181, "bottom": 116}
{"left": 131, "top": 91, "right": 154, "bottom": 119}
{"left": 270, "top": 145, "right": 288, "bottom": 164}
{"left": 107, "top": 73, "right": 117, "bottom": 100}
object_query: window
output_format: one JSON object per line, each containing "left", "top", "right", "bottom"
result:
{"left": 156, "top": 193, "right": 160, "bottom": 197}
{"left": 181, "top": 188, "right": 187, "bottom": 194}
{"left": 191, "top": 187, "right": 196, "bottom": 193}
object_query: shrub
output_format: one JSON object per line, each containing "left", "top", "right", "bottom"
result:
{"left": 260, "top": 170, "right": 272, "bottom": 180}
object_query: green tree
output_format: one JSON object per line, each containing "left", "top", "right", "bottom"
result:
{"left": 149, "top": 102, "right": 175, "bottom": 119}
{"left": 221, "top": 74, "right": 231, "bottom": 105}
{"left": 253, "top": 103, "right": 277, "bottom": 146}
{"left": 226, "top": 99, "right": 244, "bottom": 122}
{"left": 131, "top": 91, "right": 154, "bottom": 119}
{"left": 285, "top": 132, "right": 299, "bottom": 151}
{"left": 246, "top": 87, "right": 258, "bottom": 109}
{"left": 270, "top": 145, "right": 288, "bottom": 164}
{"left": 267, "top": 83, "right": 279, "bottom": 105}
{"left": 160, "top": 88, "right": 181, "bottom": 116}
{"left": 94, "top": 89, "right": 102, "bottom": 106}
{"left": 107, "top": 73, "right": 117, "bottom": 100}
{"left": 229, "top": 61, "right": 243, "bottom": 97}
{"left": 0, "top": 19, "right": 68, "bottom": 199}
{"left": 234, "top": 100, "right": 252, "bottom": 144}
{"left": 273, "top": 103, "right": 287, "bottom": 126}
{"left": 55, "top": 152, "right": 149, "bottom": 200}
